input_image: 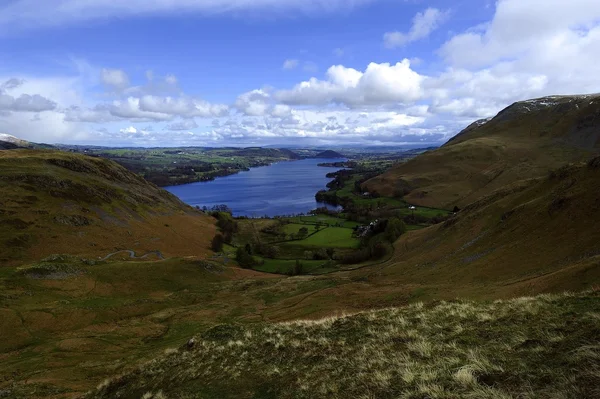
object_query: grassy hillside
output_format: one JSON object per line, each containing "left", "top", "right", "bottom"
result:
{"left": 0, "top": 150, "right": 216, "bottom": 266}
{"left": 86, "top": 290, "right": 600, "bottom": 399}
{"left": 368, "top": 156, "right": 600, "bottom": 299}
{"left": 3, "top": 157, "right": 600, "bottom": 397}
{"left": 364, "top": 95, "right": 600, "bottom": 208}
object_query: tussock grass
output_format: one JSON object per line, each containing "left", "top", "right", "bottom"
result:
{"left": 87, "top": 291, "right": 600, "bottom": 399}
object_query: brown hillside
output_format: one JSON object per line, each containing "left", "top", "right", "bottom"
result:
{"left": 364, "top": 95, "right": 600, "bottom": 208}
{"left": 0, "top": 150, "right": 216, "bottom": 266}
{"left": 366, "top": 157, "right": 600, "bottom": 299}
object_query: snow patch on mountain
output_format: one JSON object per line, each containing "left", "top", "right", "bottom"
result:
{"left": 0, "top": 133, "right": 21, "bottom": 143}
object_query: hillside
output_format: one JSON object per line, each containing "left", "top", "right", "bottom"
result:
{"left": 0, "top": 150, "right": 216, "bottom": 266}
{"left": 86, "top": 291, "right": 600, "bottom": 399}
{"left": 364, "top": 95, "right": 600, "bottom": 208}
{"left": 368, "top": 156, "right": 600, "bottom": 299}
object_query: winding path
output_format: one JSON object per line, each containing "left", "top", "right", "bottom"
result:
{"left": 99, "top": 250, "right": 165, "bottom": 261}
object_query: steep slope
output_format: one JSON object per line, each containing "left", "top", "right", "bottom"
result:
{"left": 371, "top": 156, "right": 600, "bottom": 298}
{"left": 0, "top": 150, "right": 216, "bottom": 266}
{"left": 86, "top": 291, "right": 600, "bottom": 399}
{"left": 364, "top": 95, "right": 600, "bottom": 208}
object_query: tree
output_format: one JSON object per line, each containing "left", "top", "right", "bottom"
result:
{"left": 297, "top": 227, "right": 309, "bottom": 239}
{"left": 211, "top": 234, "right": 224, "bottom": 252}
{"left": 292, "top": 259, "right": 303, "bottom": 275}
{"left": 313, "top": 248, "right": 329, "bottom": 260}
{"left": 264, "top": 245, "right": 280, "bottom": 259}
{"left": 326, "top": 248, "right": 335, "bottom": 259}
{"left": 236, "top": 247, "right": 255, "bottom": 269}
{"left": 385, "top": 217, "right": 407, "bottom": 242}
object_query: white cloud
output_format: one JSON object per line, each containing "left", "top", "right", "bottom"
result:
{"left": 0, "top": 93, "right": 57, "bottom": 112}
{"left": 283, "top": 59, "right": 299, "bottom": 70}
{"left": 167, "top": 119, "right": 199, "bottom": 131}
{"left": 138, "top": 95, "right": 229, "bottom": 118}
{"left": 101, "top": 68, "right": 129, "bottom": 91}
{"left": 235, "top": 89, "right": 271, "bottom": 116}
{"left": 430, "top": 0, "right": 600, "bottom": 117}
{"left": 275, "top": 59, "right": 424, "bottom": 106}
{"left": 384, "top": 8, "right": 449, "bottom": 48}
{"left": 109, "top": 97, "right": 173, "bottom": 121}
{"left": 0, "top": 0, "right": 378, "bottom": 33}
{"left": 207, "top": 108, "right": 436, "bottom": 146}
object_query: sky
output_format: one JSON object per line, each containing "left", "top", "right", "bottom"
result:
{"left": 0, "top": 0, "right": 599, "bottom": 147}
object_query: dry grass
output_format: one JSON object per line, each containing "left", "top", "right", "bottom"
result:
{"left": 86, "top": 291, "right": 600, "bottom": 399}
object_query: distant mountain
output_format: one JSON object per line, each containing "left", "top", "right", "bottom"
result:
{"left": 0, "top": 133, "right": 55, "bottom": 150}
{"left": 364, "top": 94, "right": 600, "bottom": 208}
{"left": 314, "top": 150, "right": 344, "bottom": 158}
{"left": 229, "top": 147, "right": 301, "bottom": 159}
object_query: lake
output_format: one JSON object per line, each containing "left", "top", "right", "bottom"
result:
{"left": 164, "top": 158, "right": 345, "bottom": 217}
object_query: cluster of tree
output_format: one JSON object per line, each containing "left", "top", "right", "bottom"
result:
{"left": 341, "top": 217, "right": 406, "bottom": 265}
{"left": 249, "top": 242, "right": 281, "bottom": 259}
{"left": 310, "top": 207, "right": 341, "bottom": 217}
{"left": 236, "top": 246, "right": 258, "bottom": 269}
{"left": 303, "top": 248, "right": 335, "bottom": 260}
{"left": 339, "top": 237, "right": 390, "bottom": 264}
{"left": 212, "top": 211, "right": 238, "bottom": 244}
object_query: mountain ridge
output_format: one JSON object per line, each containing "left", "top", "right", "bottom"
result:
{"left": 363, "top": 94, "right": 600, "bottom": 208}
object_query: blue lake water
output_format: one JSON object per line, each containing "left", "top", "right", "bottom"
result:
{"left": 164, "top": 158, "right": 345, "bottom": 217}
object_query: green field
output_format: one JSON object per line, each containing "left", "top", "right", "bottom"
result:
{"left": 284, "top": 215, "right": 361, "bottom": 228}
{"left": 289, "top": 227, "right": 360, "bottom": 248}
{"left": 282, "top": 223, "right": 319, "bottom": 235}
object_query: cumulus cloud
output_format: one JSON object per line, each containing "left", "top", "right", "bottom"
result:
{"left": 138, "top": 95, "right": 229, "bottom": 118}
{"left": 430, "top": 0, "right": 600, "bottom": 117}
{"left": 119, "top": 126, "right": 151, "bottom": 136}
{"left": 235, "top": 89, "right": 271, "bottom": 116}
{"left": 0, "top": 93, "right": 57, "bottom": 112}
{"left": 275, "top": 59, "right": 424, "bottom": 106}
{"left": 384, "top": 8, "right": 449, "bottom": 48}
{"left": 101, "top": 68, "right": 129, "bottom": 91}
{"left": 440, "top": 0, "right": 600, "bottom": 68}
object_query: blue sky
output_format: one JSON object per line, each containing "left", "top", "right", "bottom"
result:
{"left": 0, "top": 0, "right": 599, "bottom": 147}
